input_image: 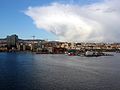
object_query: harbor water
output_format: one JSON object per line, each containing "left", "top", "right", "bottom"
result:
{"left": 0, "top": 52, "right": 120, "bottom": 90}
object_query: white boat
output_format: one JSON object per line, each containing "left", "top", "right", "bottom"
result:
{"left": 85, "top": 51, "right": 102, "bottom": 57}
{"left": 85, "top": 51, "right": 94, "bottom": 56}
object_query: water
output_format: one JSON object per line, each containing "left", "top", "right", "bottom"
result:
{"left": 0, "top": 52, "right": 120, "bottom": 90}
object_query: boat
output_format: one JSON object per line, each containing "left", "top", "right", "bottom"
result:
{"left": 67, "top": 49, "right": 77, "bottom": 56}
{"left": 85, "top": 51, "right": 102, "bottom": 57}
{"left": 67, "top": 52, "right": 76, "bottom": 56}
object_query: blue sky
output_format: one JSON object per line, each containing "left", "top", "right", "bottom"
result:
{"left": 0, "top": 0, "right": 102, "bottom": 40}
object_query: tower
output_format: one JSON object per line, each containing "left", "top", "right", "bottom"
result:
{"left": 7, "top": 34, "right": 18, "bottom": 49}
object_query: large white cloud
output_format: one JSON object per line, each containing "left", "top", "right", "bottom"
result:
{"left": 24, "top": 0, "right": 120, "bottom": 42}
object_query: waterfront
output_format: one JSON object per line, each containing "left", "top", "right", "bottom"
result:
{"left": 0, "top": 52, "right": 120, "bottom": 90}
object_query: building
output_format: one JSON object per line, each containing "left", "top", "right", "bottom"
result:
{"left": 0, "top": 39, "right": 7, "bottom": 51}
{"left": 7, "top": 34, "right": 18, "bottom": 49}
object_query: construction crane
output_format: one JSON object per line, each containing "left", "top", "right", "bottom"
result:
{"left": 31, "top": 36, "right": 35, "bottom": 43}
{"left": 31, "top": 36, "right": 35, "bottom": 51}
{"left": 32, "top": 36, "right": 35, "bottom": 40}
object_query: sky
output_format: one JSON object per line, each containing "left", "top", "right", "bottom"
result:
{"left": 1, "top": 0, "right": 120, "bottom": 42}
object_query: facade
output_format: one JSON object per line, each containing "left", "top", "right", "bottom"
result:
{"left": 0, "top": 39, "right": 7, "bottom": 51}
{"left": 7, "top": 34, "right": 18, "bottom": 49}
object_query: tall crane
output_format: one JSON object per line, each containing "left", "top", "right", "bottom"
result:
{"left": 31, "top": 36, "right": 35, "bottom": 51}
{"left": 32, "top": 36, "right": 35, "bottom": 40}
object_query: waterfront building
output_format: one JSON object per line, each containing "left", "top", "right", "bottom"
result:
{"left": 0, "top": 39, "right": 7, "bottom": 51}
{"left": 17, "top": 42, "right": 26, "bottom": 51}
{"left": 7, "top": 34, "right": 18, "bottom": 49}
{"left": 0, "top": 39, "right": 7, "bottom": 47}
{"left": 0, "top": 34, "right": 120, "bottom": 52}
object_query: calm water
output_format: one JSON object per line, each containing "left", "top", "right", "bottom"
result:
{"left": 0, "top": 52, "right": 120, "bottom": 90}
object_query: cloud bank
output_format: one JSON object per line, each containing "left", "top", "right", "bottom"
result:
{"left": 24, "top": 0, "right": 120, "bottom": 42}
